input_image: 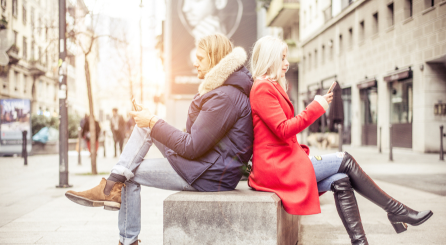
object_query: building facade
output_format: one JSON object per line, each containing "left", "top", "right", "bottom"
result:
{"left": 0, "top": 0, "right": 60, "bottom": 116}
{"left": 299, "top": 0, "right": 446, "bottom": 153}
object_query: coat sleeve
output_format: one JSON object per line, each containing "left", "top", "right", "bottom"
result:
{"left": 151, "top": 92, "right": 238, "bottom": 160}
{"left": 251, "top": 82, "right": 326, "bottom": 141}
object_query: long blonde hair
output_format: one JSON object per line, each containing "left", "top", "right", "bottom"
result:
{"left": 196, "top": 33, "right": 233, "bottom": 70}
{"left": 250, "top": 36, "right": 288, "bottom": 90}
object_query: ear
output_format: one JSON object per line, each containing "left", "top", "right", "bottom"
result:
{"left": 215, "top": 0, "right": 227, "bottom": 10}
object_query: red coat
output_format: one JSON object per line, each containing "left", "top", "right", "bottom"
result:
{"left": 248, "top": 78, "right": 326, "bottom": 215}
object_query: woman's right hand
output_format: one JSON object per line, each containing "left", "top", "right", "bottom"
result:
{"left": 324, "top": 92, "right": 333, "bottom": 104}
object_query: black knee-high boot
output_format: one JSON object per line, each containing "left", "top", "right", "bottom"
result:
{"left": 338, "top": 152, "right": 433, "bottom": 233}
{"left": 332, "top": 177, "right": 368, "bottom": 245}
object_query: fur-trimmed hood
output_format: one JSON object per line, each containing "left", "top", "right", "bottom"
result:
{"left": 198, "top": 47, "right": 249, "bottom": 96}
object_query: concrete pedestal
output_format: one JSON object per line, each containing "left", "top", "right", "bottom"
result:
{"left": 163, "top": 181, "right": 300, "bottom": 245}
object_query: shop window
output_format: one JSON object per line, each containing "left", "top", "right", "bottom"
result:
{"left": 390, "top": 80, "right": 413, "bottom": 124}
{"left": 387, "top": 3, "right": 394, "bottom": 27}
{"left": 404, "top": 0, "right": 413, "bottom": 18}
{"left": 372, "top": 12, "right": 379, "bottom": 35}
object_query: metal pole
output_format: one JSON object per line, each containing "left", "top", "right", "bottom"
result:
{"left": 338, "top": 124, "right": 343, "bottom": 152}
{"left": 379, "top": 126, "right": 382, "bottom": 153}
{"left": 22, "top": 130, "right": 28, "bottom": 165}
{"left": 77, "top": 127, "right": 81, "bottom": 165}
{"left": 389, "top": 124, "right": 393, "bottom": 161}
{"left": 440, "top": 125, "right": 444, "bottom": 161}
{"left": 140, "top": 0, "right": 143, "bottom": 103}
{"left": 56, "top": 0, "right": 71, "bottom": 188}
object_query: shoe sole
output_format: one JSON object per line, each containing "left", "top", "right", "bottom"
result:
{"left": 65, "top": 192, "right": 120, "bottom": 211}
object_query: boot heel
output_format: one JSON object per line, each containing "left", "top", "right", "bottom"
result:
{"left": 104, "top": 201, "right": 120, "bottom": 211}
{"left": 391, "top": 222, "right": 408, "bottom": 233}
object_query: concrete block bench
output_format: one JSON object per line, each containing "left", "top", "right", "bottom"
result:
{"left": 163, "top": 181, "right": 300, "bottom": 245}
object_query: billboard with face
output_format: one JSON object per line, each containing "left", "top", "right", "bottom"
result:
{"left": 0, "top": 99, "right": 31, "bottom": 145}
{"left": 168, "top": 0, "right": 257, "bottom": 95}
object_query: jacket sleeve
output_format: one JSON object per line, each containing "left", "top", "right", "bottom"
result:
{"left": 151, "top": 92, "right": 238, "bottom": 160}
{"left": 251, "top": 82, "right": 326, "bottom": 141}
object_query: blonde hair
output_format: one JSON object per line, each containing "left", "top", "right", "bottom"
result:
{"left": 250, "top": 36, "right": 288, "bottom": 91}
{"left": 197, "top": 33, "right": 233, "bottom": 70}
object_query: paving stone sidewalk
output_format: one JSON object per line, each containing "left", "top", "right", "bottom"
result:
{"left": 0, "top": 145, "right": 445, "bottom": 244}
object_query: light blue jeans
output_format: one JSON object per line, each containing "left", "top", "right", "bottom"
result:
{"left": 310, "top": 152, "right": 348, "bottom": 192}
{"left": 110, "top": 126, "right": 196, "bottom": 245}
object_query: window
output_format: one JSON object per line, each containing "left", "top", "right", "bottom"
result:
{"left": 31, "top": 7, "right": 34, "bottom": 33}
{"left": 31, "top": 41, "right": 35, "bottom": 60}
{"left": 321, "top": 45, "right": 325, "bottom": 64}
{"left": 12, "top": 0, "right": 17, "bottom": 17}
{"left": 387, "top": 3, "right": 394, "bottom": 27}
{"left": 315, "top": 0, "right": 318, "bottom": 17}
{"left": 314, "top": 49, "right": 318, "bottom": 68}
{"left": 309, "top": 6, "right": 312, "bottom": 23}
{"left": 1, "top": 0, "right": 6, "bottom": 9}
{"left": 424, "top": 0, "right": 435, "bottom": 9}
{"left": 404, "top": 0, "right": 413, "bottom": 18}
{"left": 38, "top": 15, "right": 42, "bottom": 36}
{"left": 339, "top": 34, "right": 343, "bottom": 54}
{"left": 302, "top": 56, "right": 306, "bottom": 72}
{"left": 22, "top": 3, "right": 27, "bottom": 24}
{"left": 23, "top": 74, "right": 27, "bottom": 94}
{"left": 38, "top": 46, "right": 42, "bottom": 63}
{"left": 359, "top": 21, "right": 365, "bottom": 41}
{"left": 14, "top": 71, "right": 19, "bottom": 91}
{"left": 13, "top": 31, "right": 18, "bottom": 45}
{"left": 303, "top": 11, "right": 306, "bottom": 27}
{"left": 329, "top": 39, "right": 333, "bottom": 60}
{"left": 308, "top": 53, "right": 312, "bottom": 70}
{"left": 22, "top": 37, "right": 27, "bottom": 59}
{"left": 372, "top": 12, "right": 379, "bottom": 35}
{"left": 349, "top": 28, "right": 353, "bottom": 47}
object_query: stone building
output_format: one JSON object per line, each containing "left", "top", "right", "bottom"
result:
{"left": 299, "top": 0, "right": 446, "bottom": 153}
{"left": 0, "top": 0, "right": 60, "bottom": 116}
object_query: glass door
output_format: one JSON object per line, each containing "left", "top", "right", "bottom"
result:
{"left": 390, "top": 79, "right": 413, "bottom": 148}
{"left": 361, "top": 87, "right": 378, "bottom": 145}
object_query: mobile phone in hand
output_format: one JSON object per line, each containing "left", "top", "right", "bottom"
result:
{"left": 132, "top": 98, "right": 142, "bottom": 111}
{"left": 327, "top": 82, "right": 337, "bottom": 94}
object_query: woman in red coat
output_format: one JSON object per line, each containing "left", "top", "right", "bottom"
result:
{"left": 248, "top": 36, "right": 432, "bottom": 245}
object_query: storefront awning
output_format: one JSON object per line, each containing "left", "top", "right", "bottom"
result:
{"left": 383, "top": 67, "right": 412, "bottom": 82}
{"left": 357, "top": 77, "right": 377, "bottom": 89}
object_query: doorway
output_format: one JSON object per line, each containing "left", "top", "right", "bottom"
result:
{"left": 360, "top": 87, "right": 378, "bottom": 145}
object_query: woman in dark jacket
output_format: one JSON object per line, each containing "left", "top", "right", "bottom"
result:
{"left": 65, "top": 34, "right": 253, "bottom": 245}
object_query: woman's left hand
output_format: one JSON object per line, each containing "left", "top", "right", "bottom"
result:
{"left": 129, "top": 103, "right": 156, "bottom": 128}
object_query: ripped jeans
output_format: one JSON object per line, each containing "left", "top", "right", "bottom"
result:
{"left": 310, "top": 152, "right": 348, "bottom": 192}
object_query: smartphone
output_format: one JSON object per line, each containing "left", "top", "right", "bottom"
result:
{"left": 131, "top": 97, "right": 142, "bottom": 111}
{"left": 327, "top": 81, "right": 337, "bottom": 94}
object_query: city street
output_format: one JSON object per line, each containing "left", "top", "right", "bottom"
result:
{"left": 0, "top": 145, "right": 445, "bottom": 245}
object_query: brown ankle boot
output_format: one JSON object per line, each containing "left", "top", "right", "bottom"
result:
{"left": 65, "top": 178, "right": 125, "bottom": 211}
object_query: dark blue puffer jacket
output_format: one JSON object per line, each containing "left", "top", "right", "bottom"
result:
{"left": 151, "top": 47, "right": 253, "bottom": 191}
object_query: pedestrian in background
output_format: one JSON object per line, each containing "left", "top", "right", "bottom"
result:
{"left": 110, "top": 108, "right": 125, "bottom": 157}
{"left": 81, "top": 116, "right": 101, "bottom": 154}
{"left": 248, "top": 36, "right": 432, "bottom": 245}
